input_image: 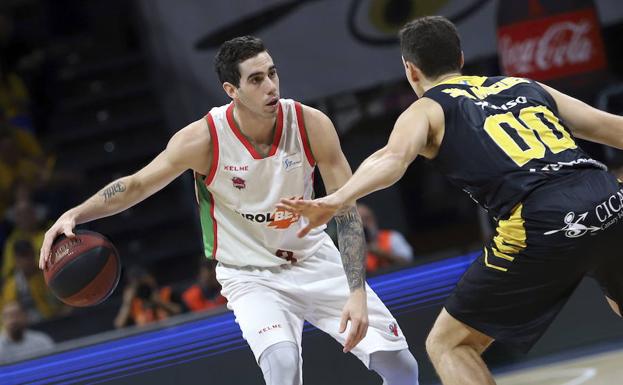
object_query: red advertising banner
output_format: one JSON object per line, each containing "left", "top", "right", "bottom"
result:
{"left": 497, "top": 8, "right": 607, "bottom": 81}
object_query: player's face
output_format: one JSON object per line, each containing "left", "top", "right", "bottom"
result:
{"left": 235, "top": 52, "right": 280, "bottom": 118}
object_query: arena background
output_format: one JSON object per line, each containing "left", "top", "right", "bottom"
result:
{"left": 1, "top": 0, "right": 622, "bottom": 384}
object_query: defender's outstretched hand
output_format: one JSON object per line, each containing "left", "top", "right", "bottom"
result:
{"left": 278, "top": 195, "right": 343, "bottom": 237}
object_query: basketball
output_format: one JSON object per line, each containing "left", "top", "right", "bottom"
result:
{"left": 44, "top": 230, "right": 121, "bottom": 307}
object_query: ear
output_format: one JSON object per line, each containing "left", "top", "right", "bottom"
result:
{"left": 404, "top": 61, "right": 421, "bottom": 83}
{"left": 460, "top": 51, "right": 465, "bottom": 69}
{"left": 223, "top": 82, "right": 237, "bottom": 100}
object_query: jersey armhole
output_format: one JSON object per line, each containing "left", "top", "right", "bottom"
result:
{"left": 204, "top": 113, "right": 219, "bottom": 185}
{"left": 294, "top": 101, "right": 316, "bottom": 167}
{"left": 532, "top": 81, "right": 559, "bottom": 114}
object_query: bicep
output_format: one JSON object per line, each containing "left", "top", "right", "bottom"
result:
{"left": 131, "top": 150, "right": 187, "bottom": 195}
{"left": 317, "top": 149, "right": 352, "bottom": 194}
{"left": 384, "top": 104, "right": 430, "bottom": 166}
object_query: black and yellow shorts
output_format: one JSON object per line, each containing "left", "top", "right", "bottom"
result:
{"left": 445, "top": 169, "right": 623, "bottom": 352}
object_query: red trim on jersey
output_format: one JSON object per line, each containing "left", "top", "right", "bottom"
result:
{"left": 226, "top": 101, "right": 284, "bottom": 159}
{"left": 268, "top": 102, "right": 284, "bottom": 157}
{"left": 209, "top": 192, "right": 218, "bottom": 260}
{"left": 294, "top": 102, "right": 315, "bottom": 166}
{"left": 205, "top": 113, "right": 219, "bottom": 185}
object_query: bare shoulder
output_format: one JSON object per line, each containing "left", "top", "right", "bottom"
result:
{"left": 393, "top": 97, "right": 441, "bottom": 134}
{"left": 394, "top": 98, "right": 444, "bottom": 158}
{"left": 167, "top": 118, "right": 212, "bottom": 174}
{"left": 299, "top": 103, "right": 334, "bottom": 133}
{"left": 402, "top": 97, "right": 443, "bottom": 123}
{"left": 170, "top": 118, "right": 210, "bottom": 146}
{"left": 298, "top": 103, "right": 343, "bottom": 164}
{"left": 299, "top": 103, "right": 337, "bottom": 143}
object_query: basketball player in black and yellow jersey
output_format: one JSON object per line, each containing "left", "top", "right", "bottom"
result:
{"left": 279, "top": 16, "right": 623, "bottom": 385}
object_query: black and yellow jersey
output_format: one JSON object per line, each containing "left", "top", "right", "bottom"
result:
{"left": 424, "top": 75, "right": 606, "bottom": 219}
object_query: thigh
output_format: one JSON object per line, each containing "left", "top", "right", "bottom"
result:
{"left": 300, "top": 247, "right": 408, "bottom": 367}
{"left": 446, "top": 202, "right": 588, "bottom": 353}
{"left": 591, "top": 257, "right": 623, "bottom": 316}
{"left": 565, "top": 176, "right": 623, "bottom": 317}
{"left": 217, "top": 265, "right": 305, "bottom": 362}
{"left": 449, "top": 171, "right": 623, "bottom": 353}
{"left": 588, "top": 206, "right": 623, "bottom": 314}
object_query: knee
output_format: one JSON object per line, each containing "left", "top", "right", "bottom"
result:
{"left": 369, "top": 349, "right": 419, "bottom": 385}
{"left": 425, "top": 326, "right": 448, "bottom": 363}
{"left": 426, "top": 309, "right": 494, "bottom": 364}
{"left": 426, "top": 323, "right": 491, "bottom": 366}
{"left": 396, "top": 350, "right": 419, "bottom": 380}
{"left": 385, "top": 349, "right": 418, "bottom": 376}
{"left": 270, "top": 348, "right": 298, "bottom": 373}
{"left": 259, "top": 341, "right": 300, "bottom": 385}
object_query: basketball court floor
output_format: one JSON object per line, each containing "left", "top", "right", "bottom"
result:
{"left": 495, "top": 347, "right": 623, "bottom": 385}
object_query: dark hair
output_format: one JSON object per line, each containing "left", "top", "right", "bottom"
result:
{"left": 399, "top": 16, "right": 462, "bottom": 79}
{"left": 214, "top": 36, "right": 266, "bottom": 87}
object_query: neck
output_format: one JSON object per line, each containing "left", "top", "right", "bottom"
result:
{"left": 233, "top": 101, "right": 276, "bottom": 145}
{"left": 420, "top": 71, "right": 463, "bottom": 93}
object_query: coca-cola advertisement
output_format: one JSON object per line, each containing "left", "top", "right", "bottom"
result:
{"left": 497, "top": 8, "right": 607, "bottom": 82}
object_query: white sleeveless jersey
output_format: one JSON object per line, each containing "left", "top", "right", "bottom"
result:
{"left": 195, "top": 99, "right": 332, "bottom": 267}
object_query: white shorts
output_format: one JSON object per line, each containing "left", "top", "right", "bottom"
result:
{"left": 216, "top": 239, "right": 409, "bottom": 368}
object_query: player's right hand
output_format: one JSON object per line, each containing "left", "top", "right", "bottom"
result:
{"left": 39, "top": 213, "right": 77, "bottom": 270}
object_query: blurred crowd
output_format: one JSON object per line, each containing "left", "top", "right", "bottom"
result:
{"left": 113, "top": 260, "right": 226, "bottom": 330}
{"left": 0, "top": 7, "right": 58, "bottom": 362}
{"left": 0, "top": 5, "right": 227, "bottom": 364}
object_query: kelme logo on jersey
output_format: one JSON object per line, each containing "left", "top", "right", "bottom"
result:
{"left": 236, "top": 197, "right": 302, "bottom": 230}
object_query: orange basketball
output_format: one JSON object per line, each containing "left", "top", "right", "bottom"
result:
{"left": 44, "top": 230, "right": 121, "bottom": 307}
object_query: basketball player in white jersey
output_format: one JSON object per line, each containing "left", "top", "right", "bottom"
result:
{"left": 39, "top": 36, "right": 419, "bottom": 385}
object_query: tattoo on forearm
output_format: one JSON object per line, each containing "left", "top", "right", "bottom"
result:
{"left": 335, "top": 206, "right": 366, "bottom": 291}
{"left": 99, "top": 181, "right": 126, "bottom": 202}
